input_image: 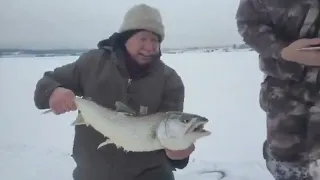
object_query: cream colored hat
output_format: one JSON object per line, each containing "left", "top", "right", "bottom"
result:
{"left": 118, "top": 4, "right": 165, "bottom": 42}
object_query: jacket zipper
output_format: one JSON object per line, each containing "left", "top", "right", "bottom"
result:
{"left": 127, "top": 79, "right": 132, "bottom": 88}
{"left": 111, "top": 78, "right": 132, "bottom": 179}
{"left": 125, "top": 78, "right": 132, "bottom": 105}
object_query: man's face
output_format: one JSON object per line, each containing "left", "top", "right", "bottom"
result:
{"left": 125, "top": 30, "right": 160, "bottom": 64}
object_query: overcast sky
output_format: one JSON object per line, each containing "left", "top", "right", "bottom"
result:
{"left": 0, "top": 0, "right": 243, "bottom": 49}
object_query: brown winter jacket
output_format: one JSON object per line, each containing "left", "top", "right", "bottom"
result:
{"left": 33, "top": 42, "right": 187, "bottom": 180}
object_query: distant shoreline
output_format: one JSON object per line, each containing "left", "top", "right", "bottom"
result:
{"left": 0, "top": 44, "right": 252, "bottom": 58}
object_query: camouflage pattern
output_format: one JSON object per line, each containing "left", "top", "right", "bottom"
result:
{"left": 264, "top": 141, "right": 310, "bottom": 180}
{"left": 236, "top": 0, "right": 320, "bottom": 81}
{"left": 260, "top": 76, "right": 309, "bottom": 162}
{"left": 236, "top": 0, "right": 320, "bottom": 179}
{"left": 260, "top": 66, "right": 320, "bottom": 180}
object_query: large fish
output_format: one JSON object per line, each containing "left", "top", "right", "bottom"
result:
{"left": 43, "top": 96, "right": 211, "bottom": 152}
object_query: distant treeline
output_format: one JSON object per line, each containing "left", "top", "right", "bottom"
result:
{"left": 0, "top": 49, "right": 88, "bottom": 56}
{"left": 0, "top": 44, "right": 251, "bottom": 57}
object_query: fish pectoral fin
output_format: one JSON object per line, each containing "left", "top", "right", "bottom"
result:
{"left": 97, "top": 139, "right": 113, "bottom": 149}
{"left": 70, "top": 114, "right": 88, "bottom": 126}
{"left": 114, "top": 101, "right": 136, "bottom": 116}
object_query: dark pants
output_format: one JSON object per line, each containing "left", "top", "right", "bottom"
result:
{"left": 71, "top": 126, "right": 176, "bottom": 180}
{"left": 72, "top": 165, "right": 175, "bottom": 180}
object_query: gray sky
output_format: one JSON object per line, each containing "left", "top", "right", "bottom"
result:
{"left": 0, "top": 0, "right": 243, "bottom": 49}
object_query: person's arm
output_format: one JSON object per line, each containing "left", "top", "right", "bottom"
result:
{"left": 236, "top": 0, "right": 290, "bottom": 59}
{"left": 158, "top": 69, "right": 184, "bottom": 113}
{"left": 158, "top": 67, "right": 189, "bottom": 170}
{"left": 33, "top": 51, "right": 92, "bottom": 109}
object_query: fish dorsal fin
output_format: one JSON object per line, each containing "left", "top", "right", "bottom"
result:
{"left": 115, "top": 101, "right": 136, "bottom": 116}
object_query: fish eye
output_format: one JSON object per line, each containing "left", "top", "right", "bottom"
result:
{"left": 182, "top": 119, "right": 190, "bottom": 123}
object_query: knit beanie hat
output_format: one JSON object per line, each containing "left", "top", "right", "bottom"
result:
{"left": 118, "top": 4, "right": 165, "bottom": 42}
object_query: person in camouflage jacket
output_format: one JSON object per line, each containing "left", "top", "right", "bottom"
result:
{"left": 236, "top": 0, "right": 320, "bottom": 179}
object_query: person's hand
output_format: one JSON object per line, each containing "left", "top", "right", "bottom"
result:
{"left": 281, "top": 38, "right": 320, "bottom": 66}
{"left": 165, "top": 144, "right": 195, "bottom": 160}
{"left": 49, "top": 87, "right": 77, "bottom": 115}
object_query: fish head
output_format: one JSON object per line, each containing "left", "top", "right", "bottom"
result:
{"left": 156, "top": 111, "right": 211, "bottom": 150}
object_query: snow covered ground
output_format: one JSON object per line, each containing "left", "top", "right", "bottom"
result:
{"left": 0, "top": 51, "right": 274, "bottom": 180}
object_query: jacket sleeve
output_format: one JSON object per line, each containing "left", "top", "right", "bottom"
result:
{"left": 235, "top": 0, "right": 290, "bottom": 59}
{"left": 158, "top": 68, "right": 184, "bottom": 112}
{"left": 33, "top": 51, "right": 91, "bottom": 110}
{"left": 159, "top": 67, "right": 189, "bottom": 170}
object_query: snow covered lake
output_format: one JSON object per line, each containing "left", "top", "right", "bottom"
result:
{"left": 0, "top": 50, "right": 274, "bottom": 180}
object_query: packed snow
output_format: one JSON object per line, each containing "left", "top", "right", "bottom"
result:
{"left": 0, "top": 51, "right": 274, "bottom": 180}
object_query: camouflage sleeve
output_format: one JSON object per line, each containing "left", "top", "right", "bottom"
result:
{"left": 158, "top": 68, "right": 185, "bottom": 112}
{"left": 33, "top": 51, "right": 91, "bottom": 109}
{"left": 236, "top": 0, "right": 290, "bottom": 59}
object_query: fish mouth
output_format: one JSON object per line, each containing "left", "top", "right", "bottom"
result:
{"left": 193, "top": 124, "right": 206, "bottom": 132}
{"left": 186, "top": 120, "right": 210, "bottom": 134}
